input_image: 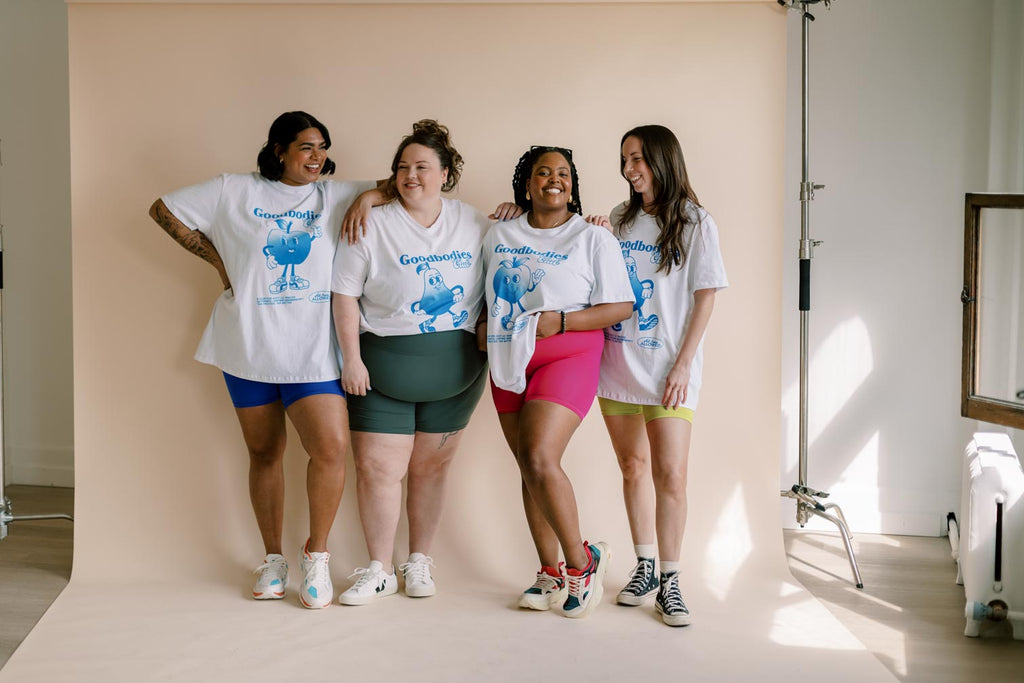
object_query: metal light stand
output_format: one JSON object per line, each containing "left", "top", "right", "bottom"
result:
{"left": 0, "top": 151, "right": 74, "bottom": 540}
{"left": 777, "top": 0, "right": 862, "bottom": 589}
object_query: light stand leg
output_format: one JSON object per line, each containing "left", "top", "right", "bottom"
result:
{"left": 778, "top": 0, "right": 862, "bottom": 589}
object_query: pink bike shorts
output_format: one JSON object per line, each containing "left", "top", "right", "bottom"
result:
{"left": 490, "top": 329, "right": 604, "bottom": 420}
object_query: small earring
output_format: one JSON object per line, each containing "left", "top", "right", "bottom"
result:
{"left": 526, "top": 191, "right": 531, "bottom": 201}
{"left": 279, "top": 158, "right": 284, "bottom": 164}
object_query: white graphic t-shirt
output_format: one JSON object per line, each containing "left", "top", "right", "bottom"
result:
{"left": 331, "top": 198, "right": 491, "bottom": 336}
{"left": 483, "top": 213, "right": 633, "bottom": 393}
{"left": 598, "top": 202, "right": 729, "bottom": 408}
{"left": 161, "top": 173, "right": 374, "bottom": 382}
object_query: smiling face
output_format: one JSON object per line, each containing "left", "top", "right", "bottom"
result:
{"left": 396, "top": 143, "right": 448, "bottom": 207}
{"left": 527, "top": 151, "right": 572, "bottom": 212}
{"left": 277, "top": 127, "right": 327, "bottom": 186}
{"left": 621, "top": 135, "right": 656, "bottom": 205}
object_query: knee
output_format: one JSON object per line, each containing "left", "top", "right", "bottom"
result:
{"left": 354, "top": 454, "right": 403, "bottom": 484}
{"left": 518, "top": 447, "right": 560, "bottom": 483}
{"left": 306, "top": 433, "right": 349, "bottom": 468}
{"left": 248, "top": 442, "right": 284, "bottom": 469}
{"left": 409, "top": 453, "right": 455, "bottom": 480}
{"left": 652, "top": 466, "right": 688, "bottom": 499}
{"left": 617, "top": 451, "right": 650, "bottom": 483}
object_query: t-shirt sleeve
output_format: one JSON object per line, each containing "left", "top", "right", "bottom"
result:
{"left": 689, "top": 211, "right": 729, "bottom": 292}
{"left": 160, "top": 174, "right": 226, "bottom": 234}
{"left": 589, "top": 227, "right": 634, "bottom": 305}
{"left": 330, "top": 179, "right": 379, "bottom": 214}
{"left": 332, "top": 237, "right": 370, "bottom": 297}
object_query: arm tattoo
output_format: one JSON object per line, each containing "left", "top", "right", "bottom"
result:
{"left": 152, "top": 201, "right": 226, "bottom": 272}
{"left": 439, "top": 430, "right": 460, "bottom": 449}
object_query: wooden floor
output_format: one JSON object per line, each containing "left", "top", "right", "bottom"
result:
{"left": 0, "top": 485, "right": 74, "bottom": 668}
{"left": 2, "top": 486, "right": 1023, "bottom": 679}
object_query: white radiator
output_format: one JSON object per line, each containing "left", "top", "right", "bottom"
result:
{"left": 958, "top": 432, "right": 1024, "bottom": 639}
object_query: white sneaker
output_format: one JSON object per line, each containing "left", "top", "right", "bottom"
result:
{"left": 252, "top": 553, "right": 288, "bottom": 600}
{"left": 339, "top": 560, "right": 398, "bottom": 605}
{"left": 400, "top": 553, "right": 436, "bottom": 598}
{"left": 298, "top": 542, "right": 333, "bottom": 609}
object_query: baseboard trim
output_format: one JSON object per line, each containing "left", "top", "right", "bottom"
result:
{"left": 4, "top": 445, "right": 74, "bottom": 488}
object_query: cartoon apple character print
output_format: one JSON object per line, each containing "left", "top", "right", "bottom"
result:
{"left": 263, "top": 218, "right": 322, "bottom": 294}
{"left": 491, "top": 256, "right": 545, "bottom": 330}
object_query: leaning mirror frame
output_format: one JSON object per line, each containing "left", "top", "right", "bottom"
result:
{"left": 961, "top": 193, "right": 1024, "bottom": 429}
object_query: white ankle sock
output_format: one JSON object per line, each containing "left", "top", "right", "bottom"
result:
{"left": 635, "top": 544, "right": 656, "bottom": 559}
{"left": 660, "top": 561, "right": 680, "bottom": 574}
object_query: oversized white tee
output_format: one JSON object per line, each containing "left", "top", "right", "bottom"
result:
{"left": 161, "top": 173, "right": 374, "bottom": 382}
{"left": 332, "top": 198, "right": 491, "bottom": 336}
{"left": 598, "top": 202, "right": 729, "bottom": 408}
{"left": 483, "top": 213, "right": 633, "bottom": 393}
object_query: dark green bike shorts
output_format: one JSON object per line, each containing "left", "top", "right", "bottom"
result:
{"left": 346, "top": 330, "right": 488, "bottom": 435}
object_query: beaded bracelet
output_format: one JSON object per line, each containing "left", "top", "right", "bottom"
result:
{"left": 559, "top": 311, "right": 567, "bottom": 334}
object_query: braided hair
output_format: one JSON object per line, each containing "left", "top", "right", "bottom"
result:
{"left": 617, "top": 125, "right": 701, "bottom": 274}
{"left": 511, "top": 146, "right": 582, "bottom": 215}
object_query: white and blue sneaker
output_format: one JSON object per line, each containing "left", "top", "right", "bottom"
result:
{"left": 616, "top": 556, "right": 658, "bottom": 605}
{"left": 298, "top": 542, "right": 333, "bottom": 609}
{"left": 562, "top": 541, "right": 610, "bottom": 618}
{"left": 400, "top": 553, "right": 436, "bottom": 598}
{"left": 252, "top": 553, "right": 288, "bottom": 600}
{"left": 518, "top": 563, "right": 566, "bottom": 611}
{"left": 339, "top": 560, "right": 398, "bottom": 605}
{"left": 656, "top": 571, "right": 691, "bottom": 626}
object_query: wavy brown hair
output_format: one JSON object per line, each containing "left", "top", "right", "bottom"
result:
{"left": 617, "top": 125, "right": 701, "bottom": 274}
{"left": 386, "top": 119, "right": 464, "bottom": 196}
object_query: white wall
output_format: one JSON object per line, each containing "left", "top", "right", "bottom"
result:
{"left": 0, "top": 0, "right": 74, "bottom": 487}
{"left": 780, "top": 0, "right": 997, "bottom": 535}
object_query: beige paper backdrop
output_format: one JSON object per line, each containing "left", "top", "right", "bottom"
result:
{"left": 67, "top": 0, "right": 788, "bottom": 589}
{"left": 0, "top": 3, "right": 906, "bottom": 681}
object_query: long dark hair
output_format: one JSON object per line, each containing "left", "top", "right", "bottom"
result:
{"left": 387, "top": 119, "right": 463, "bottom": 194}
{"left": 511, "top": 146, "right": 582, "bottom": 215}
{"left": 256, "top": 111, "right": 337, "bottom": 181}
{"left": 617, "top": 125, "right": 700, "bottom": 274}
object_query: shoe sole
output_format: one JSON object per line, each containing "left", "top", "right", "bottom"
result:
{"left": 563, "top": 542, "right": 610, "bottom": 619}
{"left": 655, "top": 602, "right": 691, "bottom": 626}
{"left": 405, "top": 585, "right": 436, "bottom": 598}
{"left": 518, "top": 587, "right": 566, "bottom": 611}
{"left": 252, "top": 590, "right": 285, "bottom": 600}
{"left": 300, "top": 593, "right": 332, "bottom": 609}
{"left": 339, "top": 584, "right": 398, "bottom": 605}
{"left": 616, "top": 587, "right": 657, "bottom": 606}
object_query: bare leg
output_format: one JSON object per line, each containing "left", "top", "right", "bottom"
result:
{"left": 647, "top": 417, "right": 693, "bottom": 563}
{"left": 351, "top": 431, "right": 414, "bottom": 565}
{"left": 511, "top": 401, "right": 588, "bottom": 570}
{"left": 603, "top": 414, "right": 655, "bottom": 549}
{"left": 236, "top": 403, "right": 288, "bottom": 555}
{"left": 406, "top": 430, "right": 464, "bottom": 556}
{"left": 498, "top": 413, "right": 560, "bottom": 568}
{"left": 286, "top": 393, "right": 350, "bottom": 552}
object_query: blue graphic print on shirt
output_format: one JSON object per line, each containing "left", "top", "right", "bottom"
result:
{"left": 611, "top": 245, "right": 658, "bottom": 332}
{"left": 410, "top": 262, "right": 468, "bottom": 333}
{"left": 490, "top": 256, "right": 546, "bottom": 330}
{"left": 262, "top": 217, "right": 322, "bottom": 295}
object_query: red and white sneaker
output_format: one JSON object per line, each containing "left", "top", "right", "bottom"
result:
{"left": 562, "top": 541, "right": 610, "bottom": 618}
{"left": 518, "top": 563, "right": 566, "bottom": 610}
{"left": 298, "top": 541, "right": 333, "bottom": 609}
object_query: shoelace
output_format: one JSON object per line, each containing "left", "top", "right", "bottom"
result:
{"left": 304, "top": 554, "right": 330, "bottom": 586}
{"left": 347, "top": 566, "right": 384, "bottom": 588}
{"left": 253, "top": 557, "right": 287, "bottom": 576}
{"left": 624, "top": 558, "right": 654, "bottom": 594}
{"left": 660, "top": 575, "right": 687, "bottom": 613}
{"left": 399, "top": 556, "right": 435, "bottom": 584}
{"left": 529, "top": 571, "right": 562, "bottom": 593}
{"left": 565, "top": 571, "right": 587, "bottom": 596}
